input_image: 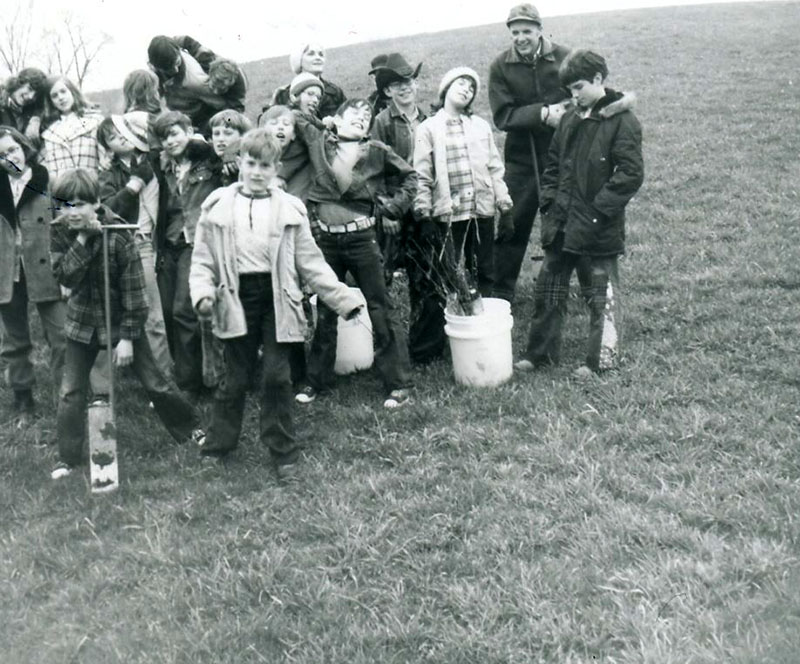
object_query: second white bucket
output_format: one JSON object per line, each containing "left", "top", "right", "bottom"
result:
{"left": 444, "top": 297, "right": 513, "bottom": 387}
{"left": 311, "top": 288, "right": 374, "bottom": 375}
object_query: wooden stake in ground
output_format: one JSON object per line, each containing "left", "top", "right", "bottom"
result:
{"left": 88, "top": 223, "right": 138, "bottom": 494}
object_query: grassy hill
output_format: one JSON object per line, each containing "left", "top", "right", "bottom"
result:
{"left": 5, "top": 2, "right": 800, "bottom": 662}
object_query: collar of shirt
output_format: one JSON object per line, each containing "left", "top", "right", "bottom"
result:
{"left": 10, "top": 167, "right": 32, "bottom": 207}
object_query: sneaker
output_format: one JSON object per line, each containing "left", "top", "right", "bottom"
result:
{"left": 50, "top": 462, "right": 74, "bottom": 480}
{"left": 190, "top": 428, "right": 206, "bottom": 447}
{"left": 295, "top": 385, "right": 317, "bottom": 404}
{"left": 383, "top": 389, "right": 411, "bottom": 409}
{"left": 514, "top": 359, "right": 536, "bottom": 372}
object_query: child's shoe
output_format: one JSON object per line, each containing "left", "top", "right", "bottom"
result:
{"left": 190, "top": 428, "right": 207, "bottom": 447}
{"left": 50, "top": 462, "right": 74, "bottom": 480}
{"left": 513, "top": 359, "right": 536, "bottom": 372}
{"left": 295, "top": 386, "right": 317, "bottom": 404}
{"left": 383, "top": 389, "right": 411, "bottom": 409}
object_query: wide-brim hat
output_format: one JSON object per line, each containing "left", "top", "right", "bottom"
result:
{"left": 111, "top": 112, "right": 150, "bottom": 152}
{"left": 368, "top": 52, "right": 422, "bottom": 79}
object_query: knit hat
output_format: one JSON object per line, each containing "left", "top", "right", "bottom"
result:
{"left": 289, "top": 72, "right": 323, "bottom": 98}
{"left": 111, "top": 112, "right": 150, "bottom": 152}
{"left": 147, "top": 36, "right": 180, "bottom": 70}
{"left": 506, "top": 3, "right": 542, "bottom": 26}
{"left": 437, "top": 67, "right": 481, "bottom": 101}
{"left": 289, "top": 43, "right": 325, "bottom": 74}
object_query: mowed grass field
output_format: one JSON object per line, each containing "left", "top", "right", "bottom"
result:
{"left": 4, "top": 1, "right": 800, "bottom": 662}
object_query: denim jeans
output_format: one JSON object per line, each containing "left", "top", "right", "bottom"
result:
{"left": 202, "top": 273, "right": 298, "bottom": 463}
{"left": 0, "top": 269, "right": 65, "bottom": 402}
{"left": 56, "top": 335, "right": 199, "bottom": 466}
{"left": 136, "top": 235, "right": 172, "bottom": 374}
{"left": 307, "top": 227, "right": 412, "bottom": 394}
{"left": 157, "top": 241, "right": 202, "bottom": 392}
{"left": 493, "top": 169, "right": 541, "bottom": 302}
{"left": 524, "top": 234, "right": 621, "bottom": 371}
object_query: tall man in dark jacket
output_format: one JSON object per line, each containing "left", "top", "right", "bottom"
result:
{"left": 488, "top": 4, "right": 571, "bottom": 303}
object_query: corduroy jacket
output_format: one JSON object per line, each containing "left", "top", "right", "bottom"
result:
{"left": 0, "top": 164, "right": 61, "bottom": 304}
{"left": 488, "top": 38, "right": 571, "bottom": 173}
{"left": 539, "top": 90, "right": 644, "bottom": 256}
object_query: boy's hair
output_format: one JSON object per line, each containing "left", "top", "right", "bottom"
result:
{"left": 123, "top": 69, "right": 161, "bottom": 114}
{"left": 153, "top": 110, "right": 192, "bottom": 140}
{"left": 334, "top": 98, "right": 374, "bottom": 130}
{"left": 5, "top": 67, "right": 48, "bottom": 100}
{"left": 52, "top": 168, "right": 100, "bottom": 204}
{"left": 208, "top": 58, "right": 240, "bottom": 93}
{"left": 42, "top": 76, "right": 90, "bottom": 125}
{"left": 96, "top": 116, "right": 117, "bottom": 151}
{"left": 559, "top": 50, "right": 608, "bottom": 87}
{"left": 239, "top": 128, "right": 282, "bottom": 165}
{"left": 148, "top": 36, "right": 180, "bottom": 71}
{"left": 258, "top": 104, "right": 295, "bottom": 128}
{"left": 208, "top": 109, "right": 252, "bottom": 135}
{"left": 0, "top": 125, "right": 37, "bottom": 164}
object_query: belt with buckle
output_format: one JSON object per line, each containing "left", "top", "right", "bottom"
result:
{"left": 314, "top": 216, "right": 375, "bottom": 234}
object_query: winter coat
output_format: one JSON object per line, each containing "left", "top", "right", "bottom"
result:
{"left": 488, "top": 38, "right": 571, "bottom": 173}
{"left": 413, "top": 109, "right": 512, "bottom": 219}
{"left": 539, "top": 90, "right": 644, "bottom": 256}
{"left": 40, "top": 111, "right": 105, "bottom": 181}
{"left": 0, "top": 163, "right": 61, "bottom": 304}
{"left": 189, "top": 183, "right": 362, "bottom": 342}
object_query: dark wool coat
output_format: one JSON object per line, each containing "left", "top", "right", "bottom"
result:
{"left": 0, "top": 164, "right": 61, "bottom": 304}
{"left": 539, "top": 90, "right": 644, "bottom": 256}
{"left": 488, "top": 38, "right": 571, "bottom": 173}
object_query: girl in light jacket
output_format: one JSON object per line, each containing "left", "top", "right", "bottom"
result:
{"left": 410, "top": 67, "right": 513, "bottom": 361}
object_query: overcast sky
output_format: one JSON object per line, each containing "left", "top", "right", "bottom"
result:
{"left": 14, "top": 0, "right": 771, "bottom": 90}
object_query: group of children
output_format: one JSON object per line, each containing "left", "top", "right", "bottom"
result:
{"left": 0, "top": 26, "right": 643, "bottom": 481}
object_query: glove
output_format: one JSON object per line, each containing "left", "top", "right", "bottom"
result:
{"left": 496, "top": 209, "right": 515, "bottom": 243}
{"left": 130, "top": 158, "right": 154, "bottom": 186}
{"left": 418, "top": 217, "right": 438, "bottom": 243}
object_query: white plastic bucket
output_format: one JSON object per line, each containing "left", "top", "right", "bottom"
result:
{"left": 444, "top": 297, "right": 513, "bottom": 387}
{"left": 310, "top": 288, "right": 374, "bottom": 375}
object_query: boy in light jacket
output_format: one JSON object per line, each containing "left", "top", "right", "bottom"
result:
{"left": 189, "top": 129, "right": 362, "bottom": 478}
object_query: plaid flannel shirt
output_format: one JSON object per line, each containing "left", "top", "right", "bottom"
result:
{"left": 41, "top": 112, "right": 105, "bottom": 181}
{"left": 444, "top": 117, "right": 475, "bottom": 222}
{"left": 50, "top": 209, "right": 148, "bottom": 346}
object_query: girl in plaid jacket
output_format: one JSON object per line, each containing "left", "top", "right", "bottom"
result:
{"left": 40, "top": 77, "right": 106, "bottom": 181}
